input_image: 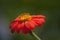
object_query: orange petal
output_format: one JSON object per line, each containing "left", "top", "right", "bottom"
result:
{"left": 25, "top": 20, "right": 35, "bottom": 30}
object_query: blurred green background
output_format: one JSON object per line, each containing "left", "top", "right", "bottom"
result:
{"left": 0, "top": 0, "right": 60, "bottom": 40}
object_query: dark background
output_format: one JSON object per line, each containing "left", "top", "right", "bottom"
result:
{"left": 0, "top": 0, "right": 60, "bottom": 40}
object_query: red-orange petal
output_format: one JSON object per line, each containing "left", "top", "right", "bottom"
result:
{"left": 20, "top": 22, "right": 29, "bottom": 34}
{"left": 10, "top": 21, "right": 18, "bottom": 29}
{"left": 14, "top": 16, "right": 21, "bottom": 21}
{"left": 22, "top": 26, "right": 30, "bottom": 34}
{"left": 10, "top": 20, "right": 19, "bottom": 33}
{"left": 11, "top": 28, "right": 16, "bottom": 33}
{"left": 25, "top": 20, "right": 35, "bottom": 30}
{"left": 16, "top": 24, "right": 21, "bottom": 34}
{"left": 32, "top": 18, "right": 45, "bottom": 26}
{"left": 31, "top": 15, "right": 45, "bottom": 19}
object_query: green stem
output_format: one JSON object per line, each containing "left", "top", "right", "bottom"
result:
{"left": 29, "top": 30, "right": 41, "bottom": 40}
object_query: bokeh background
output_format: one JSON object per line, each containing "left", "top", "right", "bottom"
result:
{"left": 0, "top": 0, "right": 60, "bottom": 40}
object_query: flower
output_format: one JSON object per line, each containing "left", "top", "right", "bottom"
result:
{"left": 10, "top": 13, "right": 45, "bottom": 34}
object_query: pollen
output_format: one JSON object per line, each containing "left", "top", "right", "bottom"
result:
{"left": 20, "top": 13, "right": 31, "bottom": 21}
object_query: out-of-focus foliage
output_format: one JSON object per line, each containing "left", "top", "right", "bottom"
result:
{"left": 0, "top": 0, "right": 60, "bottom": 40}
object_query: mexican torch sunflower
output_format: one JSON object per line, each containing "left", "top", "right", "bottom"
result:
{"left": 10, "top": 13, "right": 45, "bottom": 34}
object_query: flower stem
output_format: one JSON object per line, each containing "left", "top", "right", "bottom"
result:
{"left": 29, "top": 30, "right": 41, "bottom": 40}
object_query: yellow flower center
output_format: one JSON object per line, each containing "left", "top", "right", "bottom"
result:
{"left": 20, "top": 13, "right": 31, "bottom": 21}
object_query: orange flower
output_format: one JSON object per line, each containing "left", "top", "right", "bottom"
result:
{"left": 10, "top": 13, "right": 45, "bottom": 34}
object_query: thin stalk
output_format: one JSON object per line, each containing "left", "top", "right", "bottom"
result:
{"left": 29, "top": 30, "right": 41, "bottom": 40}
